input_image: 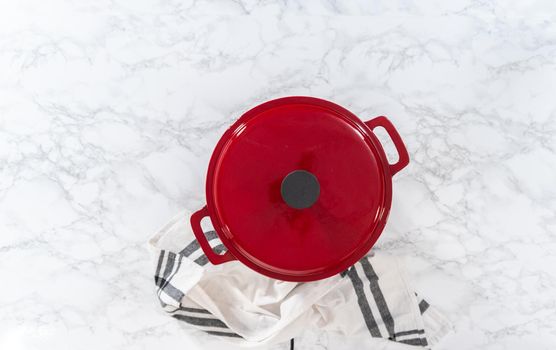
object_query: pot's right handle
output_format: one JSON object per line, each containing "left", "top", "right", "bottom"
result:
{"left": 364, "top": 116, "right": 409, "bottom": 176}
{"left": 190, "top": 206, "right": 236, "bottom": 265}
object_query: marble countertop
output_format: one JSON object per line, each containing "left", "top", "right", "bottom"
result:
{"left": 1, "top": 1, "right": 556, "bottom": 349}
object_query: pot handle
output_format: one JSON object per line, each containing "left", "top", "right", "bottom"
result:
{"left": 190, "top": 206, "right": 236, "bottom": 265}
{"left": 364, "top": 116, "right": 409, "bottom": 176}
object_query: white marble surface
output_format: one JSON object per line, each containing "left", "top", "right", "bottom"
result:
{"left": 1, "top": 0, "right": 556, "bottom": 349}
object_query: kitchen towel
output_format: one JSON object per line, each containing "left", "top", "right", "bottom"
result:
{"left": 149, "top": 211, "right": 452, "bottom": 348}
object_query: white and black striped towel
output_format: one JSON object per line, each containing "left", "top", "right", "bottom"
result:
{"left": 149, "top": 211, "right": 452, "bottom": 348}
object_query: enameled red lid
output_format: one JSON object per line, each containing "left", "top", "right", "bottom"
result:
{"left": 195, "top": 97, "right": 409, "bottom": 281}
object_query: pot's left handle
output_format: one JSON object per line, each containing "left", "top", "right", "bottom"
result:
{"left": 190, "top": 206, "right": 236, "bottom": 265}
{"left": 365, "top": 116, "right": 409, "bottom": 176}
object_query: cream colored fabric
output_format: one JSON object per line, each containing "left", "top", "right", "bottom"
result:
{"left": 150, "top": 211, "right": 451, "bottom": 348}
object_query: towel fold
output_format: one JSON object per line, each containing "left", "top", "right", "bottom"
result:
{"left": 149, "top": 211, "right": 452, "bottom": 348}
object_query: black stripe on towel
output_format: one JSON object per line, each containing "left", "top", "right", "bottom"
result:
{"left": 173, "top": 314, "right": 228, "bottom": 328}
{"left": 162, "top": 252, "right": 176, "bottom": 281}
{"left": 419, "top": 299, "right": 430, "bottom": 314}
{"left": 394, "top": 329, "right": 425, "bottom": 338}
{"left": 156, "top": 251, "right": 178, "bottom": 296}
{"left": 346, "top": 266, "right": 381, "bottom": 337}
{"left": 172, "top": 307, "right": 243, "bottom": 339}
{"left": 399, "top": 337, "right": 428, "bottom": 346}
{"left": 360, "top": 257, "right": 395, "bottom": 339}
{"left": 205, "top": 331, "right": 242, "bottom": 338}
{"left": 154, "top": 277, "right": 185, "bottom": 302}
{"left": 154, "top": 250, "right": 165, "bottom": 285}
{"left": 157, "top": 252, "right": 185, "bottom": 302}
{"left": 179, "top": 231, "right": 219, "bottom": 257}
{"left": 194, "top": 244, "right": 227, "bottom": 266}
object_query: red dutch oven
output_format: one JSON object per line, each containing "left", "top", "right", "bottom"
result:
{"left": 191, "top": 97, "right": 409, "bottom": 282}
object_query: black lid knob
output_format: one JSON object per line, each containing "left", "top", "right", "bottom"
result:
{"left": 280, "top": 170, "right": 320, "bottom": 209}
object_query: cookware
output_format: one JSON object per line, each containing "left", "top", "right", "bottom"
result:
{"left": 191, "top": 96, "right": 409, "bottom": 281}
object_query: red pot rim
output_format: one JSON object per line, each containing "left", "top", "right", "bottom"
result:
{"left": 193, "top": 96, "right": 409, "bottom": 281}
